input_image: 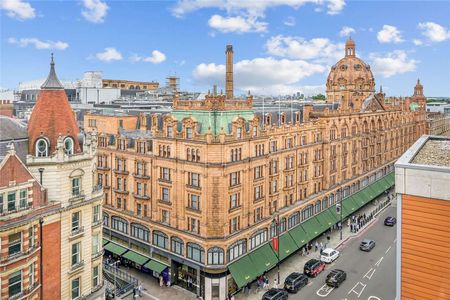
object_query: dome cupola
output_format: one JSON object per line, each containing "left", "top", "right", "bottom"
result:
{"left": 28, "top": 54, "right": 81, "bottom": 156}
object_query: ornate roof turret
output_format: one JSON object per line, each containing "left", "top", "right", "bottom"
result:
{"left": 41, "top": 53, "right": 64, "bottom": 90}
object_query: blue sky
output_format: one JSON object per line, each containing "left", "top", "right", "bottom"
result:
{"left": 1, "top": 0, "right": 449, "bottom": 96}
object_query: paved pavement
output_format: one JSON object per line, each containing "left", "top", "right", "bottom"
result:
{"left": 112, "top": 191, "right": 395, "bottom": 300}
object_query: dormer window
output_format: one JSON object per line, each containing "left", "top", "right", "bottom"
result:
{"left": 36, "top": 138, "right": 49, "bottom": 157}
{"left": 252, "top": 126, "right": 257, "bottom": 137}
{"left": 186, "top": 128, "right": 193, "bottom": 139}
{"left": 236, "top": 128, "right": 242, "bottom": 139}
{"left": 64, "top": 137, "right": 74, "bottom": 155}
{"left": 167, "top": 126, "right": 173, "bottom": 138}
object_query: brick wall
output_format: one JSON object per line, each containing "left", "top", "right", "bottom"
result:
{"left": 42, "top": 220, "right": 61, "bottom": 300}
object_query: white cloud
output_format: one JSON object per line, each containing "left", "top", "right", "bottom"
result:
{"left": 82, "top": 0, "right": 109, "bottom": 23}
{"left": 193, "top": 57, "right": 325, "bottom": 94}
{"left": 377, "top": 25, "right": 404, "bottom": 43}
{"left": 208, "top": 14, "right": 267, "bottom": 33}
{"left": 131, "top": 50, "right": 166, "bottom": 64}
{"left": 339, "top": 26, "right": 355, "bottom": 37}
{"left": 0, "top": 0, "right": 35, "bottom": 20}
{"left": 413, "top": 39, "right": 423, "bottom": 46}
{"left": 418, "top": 22, "right": 450, "bottom": 42}
{"left": 8, "top": 37, "right": 69, "bottom": 50}
{"left": 370, "top": 50, "right": 418, "bottom": 78}
{"left": 283, "top": 16, "right": 296, "bottom": 27}
{"left": 327, "top": 0, "right": 345, "bottom": 15}
{"left": 96, "top": 48, "right": 122, "bottom": 62}
{"left": 265, "top": 35, "right": 344, "bottom": 63}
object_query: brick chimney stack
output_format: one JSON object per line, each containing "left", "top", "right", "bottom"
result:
{"left": 225, "top": 45, "right": 233, "bottom": 99}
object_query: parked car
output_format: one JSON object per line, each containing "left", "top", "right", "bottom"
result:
{"left": 360, "top": 239, "right": 376, "bottom": 251}
{"left": 384, "top": 216, "right": 397, "bottom": 226}
{"left": 325, "top": 269, "right": 347, "bottom": 288}
{"left": 262, "top": 288, "right": 288, "bottom": 300}
{"left": 320, "top": 248, "right": 340, "bottom": 263}
{"left": 284, "top": 272, "right": 308, "bottom": 293}
{"left": 304, "top": 259, "right": 326, "bottom": 277}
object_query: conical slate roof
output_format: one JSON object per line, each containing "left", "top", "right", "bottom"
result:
{"left": 41, "top": 53, "right": 64, "bottom": 89}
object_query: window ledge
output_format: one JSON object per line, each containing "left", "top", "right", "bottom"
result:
{"left": 68, "top": 260, "right": 85, "bottom": 275}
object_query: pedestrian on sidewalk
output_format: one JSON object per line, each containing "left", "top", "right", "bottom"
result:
{"left": 347, "top": 218, "right": 351, "bottom": 228}
{"left": 133, "top": 286, "right": 137, "bottom": 299}
{"left": 315, "top": 241, "right": 319, "bottom": 252}
{"left": 159, "top": 275, "right": 164, "bottom": 287}
{"left": 320, "top": 242, "right": 324, "bottom": 249}
{"left": 138, "top": 282, "right": 142, "bottom": 297}
{"left": 273, "top": 278, "right": 278, "bottom": 289}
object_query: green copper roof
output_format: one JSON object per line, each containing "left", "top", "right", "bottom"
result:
{"left": 172, "top": 109, "right": 254, "bottom": 135}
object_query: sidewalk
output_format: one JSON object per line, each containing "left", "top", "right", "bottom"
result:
{"left": 235, "top": 191, "right": 395, "bottom": 300}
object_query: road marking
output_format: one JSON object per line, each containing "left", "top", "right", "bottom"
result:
{"left": 385, "top": 246, "right": 392, "bottom": 254}
{"left": 348, "top": 282, "right": 366, "bottom": 298}
{"left": 368, "top": 297, "right": 381, "bottom": 300}
{"left": 364, "top": 268, "right": 376, "bottom": 280}
{"left": 143, "top": 290, "right": 162, "bottom": 300}
{"left": 316, "top": 284, "right": 334, "bottom": 297}
{"left": 375, "top": 256, "right": 384, "bottom": 267}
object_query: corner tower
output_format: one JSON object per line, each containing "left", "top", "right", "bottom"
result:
{"left": 225, "top": 45, "right": 234, "bottom": 99}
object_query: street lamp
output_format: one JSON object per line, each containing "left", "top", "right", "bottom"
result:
{"left": 272, "top": 215, "right": 280, "bottom": 285}
{"left": 336, "top": 189, "right": 343, "bottom": 240}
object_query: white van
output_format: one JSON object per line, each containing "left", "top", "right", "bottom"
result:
{"left": 320, "top": 248, "right": 340, "bottom": 263}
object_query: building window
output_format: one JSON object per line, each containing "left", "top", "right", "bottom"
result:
{"left": 229, "top": 216, "right": 240, "bottom": 233}
{"left": 64, "top": 137, "right": 74, "bottom": 155}
{"left": 228, "top": 239, "right": 246, "bottom": 262}
{"left": 71, "top": 277, "right": 80, "bottom": 299}
{"left": 229, "top": 171, "right": 240, "bottom": 186}
{"left": 188, "top": 172, "right": 201, "bottom": 187}
{"left": 112, "top": 217, "right": 128, "bottom": 233}
{"left": 92, "top": 265, "right": 99, "bottom": 287}
{"left": 254, "top": 185, "right": 263, "bottom": 200}
{"left": 270, "top": 140, "right": 277, "bottom": 152}
{"left": 252, "top": 126, "right": 257, "bottom": 137}
{"left": 136, "top": 203, "right": 142, "bottom": 216}
{"left": 254, "top": 166, "right": 263, "bottom": 179}
{"left": 29, "top": 227, "right": 34, "bottom": 248}
{"left": 188, "top": 217, "right": 200, "bottom": 234}
{"left": 8, "top": 191, "right": 16, "bottom": 211}
{"left": 131, "top": 223, "right": 150, "bottom": 242}
{"left": 153, "top": 231, "right": 168, "bottom": 249}
{"left": 187, "top": 243, "right": 205, "bottom": 263}
{"left": 167, "top": 126, "right": 173, "bottom": 138}
{"left": 254, "top": 207, "right": 263, "bottom": 223}
{"left": 92, "top": 234, "right": 100, "bottom": 254}
{"left": 0, "top": 193, "right": 3, "bottom": 214}
{"left": 103, "top": 213, "right": 109, "bottom": 227}
{"left": 19, "top": 189, "right": 27, "bottom": 208}
{"left": 160, "top": 167, "right": 171, "bottom": 181}
{"left": 93, "top": 205, "right": 100, "bottom": 223}
{"left": 162, "top": 210, "right": 170, "bottom": 224}
{"left": 207, "top": 247, "right": 224, "bottom": 265}
{"left": 250, "top": 229, "right": 267, "bottom": 250}
{"left": 230, "top": 193, "right": 239, "bottom": 209}
{"left": 186, "top": 127, "right": 193, "bottom": 139}
{"left": 72, "top": 178, "right": 81, "bottom": 196}
{"left": 8, "top": 270, "right": 22, "bottom": 297}
{"left": 72, "top": 211, "right": 80, "bottom": 232}
{"left": 71, "top": 242, "right": 81, "bottom": 266}
{"left": 36, "top": 138, "right": 49, "bottom": 157}
{"left": 162, "top": 188, "right": 170, "bottom": 202}
{"left": 8, "top": 232, "right": 21, "bottom": 255}
{"left": 171, "top": 237, "right": 184, "bottom": 256}
{"left": 189, "top": 194, "right": 200, "bottom": 210}
{"left": 29, "top": 263, "right": 34, "bottom": 287}
{"left": 288, "top": 212, "right": 300, "bottom": 229}
{"left": 236, "top": 127, "right": 242, "bottom": 139}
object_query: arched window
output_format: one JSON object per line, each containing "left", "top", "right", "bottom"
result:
{"left": 111, "top": 216, "right": 128, "bottom": 234}
{"left": 302, "top": 205, "right": 313, "bottom": 221}
{"left": 171, "top": 237, "right": 184, "bottom": 256}
{"left": 36, "top": 138, "right": 49, "bottom": 157}
{"left": 187, "top": 243, "right": 204, "bottom": 263}
{"left": 288, "top": 212, "right": 300, "bottom": 229}
{"left": 315, "top": 200, "right": 321, "bottom": 214}
{"left": 322, "top": 197, "right": 329, "bottom": 210}
{"left": 269, "top": 222, "right": 277, "bottom": 238}
{"left": 207, "top": 247, "right": 224, "bottom": 265}
{"left": 64, "top": 137, "right": 74, "bottom": 155}
{"left": 329, "top": 194, "right": 335, "bottom": 207}
{"left": 153, "top": 231, "right": 168, "bottom": 249}
{"left": 249, "top": 229, "right": 267, "bottom": 250}
{"left": 228, "top": 239, "right": 246, "bottom": 262}
{"left": 131, "top": 223, "right": 150, "bottom": 242}
{"left": 279, "top": 217, "right": 286, "bottom": 233}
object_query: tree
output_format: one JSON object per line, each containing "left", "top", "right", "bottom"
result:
{"left": 312, "top": 94, "right": 326, "bottom": 100}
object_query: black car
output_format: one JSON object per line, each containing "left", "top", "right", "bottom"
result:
{"left": 262, "top": 288, "right": 288, "bottom": 300}
{"left": 384, "top": 216, "right": 397, "bottom": 226}
{"left": 304, "top": 259, "right": 326, "bottom": 277}
{"left": 284, "top": 272, "right": 308, "bottom": 293}
{"left": 325, "top": 269, "right": 347, "bottom": 288}
{"left": 360, "top": 239, "right": 376, "bottom": 251}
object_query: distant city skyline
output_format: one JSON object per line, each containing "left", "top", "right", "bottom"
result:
{"left": 1, "top": 0, "right": 450, "bottom": 96}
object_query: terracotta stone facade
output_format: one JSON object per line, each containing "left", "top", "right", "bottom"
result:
{"left": 102, "top": 79, "right": 159, "bottom": 90}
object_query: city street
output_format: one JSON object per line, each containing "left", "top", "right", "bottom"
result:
{"left": 289, "top": 204, "right": 397, "bottom": 300}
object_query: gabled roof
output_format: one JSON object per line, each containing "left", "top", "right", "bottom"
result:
{"left": 0, "top": 145, "right": 41, "bottom": 188}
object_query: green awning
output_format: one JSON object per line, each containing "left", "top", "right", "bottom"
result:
{"left": 104, "top": 241, "right": 128, "bottom": 256}
{"left": 315, "top": 210, "right": 336, "bottom": 228}
{"left": 301, "top": 217, "right": 324, "bottom": 240}
{"left": 103, "top": 238, "right": 110, "bottom": 246}
{"left": 122, "top": 251, "right": 149, "bottom": 266}
{"left": 343, "top": 196, "right": 358, "bottom": 217}
{"left": 351, "top": 190, "right": 368, "bottom": 207}
{"left": 360, "top": 186, "right": 376, "bottom": 202}
{"left": 289, "top": 225, "right": 309, "bottom": 248}
{"left": 272, "top": 233, "right": 299, "bottom": 261}
{"left": 368, "top": 180, "right": 384, "bottom": 198}
{"left": 249, "top": 244, "right": 278, "bottom": 275}
{"left": 229, "top": 255, "right": 257, "bottom": 288}
{"left": 144, "top": 260, "right": 168, "bottom": 274}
